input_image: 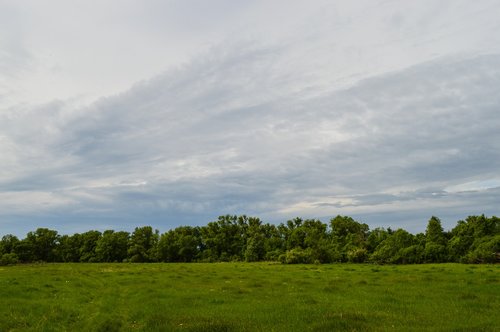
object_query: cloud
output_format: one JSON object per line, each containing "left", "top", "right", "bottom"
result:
{"left": 2, "top": 47, "right": 500, "bottom": 236}
{"left": 1, "top": 1, "right": 500, "bottom": 235}
{"left": 444, "top": 178, "right": 500, "bottom": 193}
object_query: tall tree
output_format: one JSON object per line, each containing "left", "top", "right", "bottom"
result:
{"left": 370, "top": 229, "right": 415, "bottom": 264}
{"left": 79, "top": 231, "right": 102, "bottom": 262}
{"left": 58, "top": 234, "right": 83, "bottom": 262}
{"left": 96, "top": 230, "right": 130, "bottom": 262}
{"left": 128, "top": 226, "right": 159, "bottom": 262}
{"left": 24, "top": 228, "right": 59, "bottom": 262}
{"left": 244, "top": 217, "right": 267, "bottom": 262}
{"left": 329, "top": 215, "right": 369, "bottom": 262}
{"left": 200, "top": 215, "right": 246, "bottom": 261}
{"left": 425, "top": 216, "right": 446, "bottom": 245}
{"left": 158, "top": 226, "right": 200, "bottom": 262}
{"left": 0, "top": 234, "right": 19, "bottom": 255}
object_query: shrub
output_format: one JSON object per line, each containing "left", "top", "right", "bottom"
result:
{"left": 424, "top": 243, "right": 447, "bottom": 263}
{"left": 265, "top": 249, "right": 283, "bottom": 262}
{"left": 463, "top": 235, "right": 500, "bottom": 263}
{"left": 280, "top": 248, "right": 314, "bottom": 264}
{"left": 0, "top": 253, "right": 19, "bottom": 266}
{"left": 347, "top": 248, "right": 368, "bottom": 263}
{"left": 399, "top": 245, "right": 424, "bottom": 264}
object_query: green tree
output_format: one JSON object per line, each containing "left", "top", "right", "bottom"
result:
{"left": 366, "top": 228, "right": 389, "bottom": 253}
{"left": 243, "top": 217, "right": 266, "bottom": 262}
{"left": 370, "top": 229, "right": 415, "bottom": 264}
{"left": 425, "top": 216, "right": 446, "bottom": 245}
{"left": 13, "top": 238, "right": 35, "bottom": 262}
{"left": 448, "top": 220, "right": 474, "bottom": 261}
{"left": 424, "top": 216, "right": 447, "bottom": 262}
{"left": 128, "top": 226, "right": 159, "bottom": 262}
{"left": 0, "top": 253, "right": 18, "bottom": 266}
{"left": 448, "top": 215, "right": 499, "bottom": 262}
{"left": 278, "top": 218, "right": 333, "bottom": 263}
{"left": 463, "top": 234, "right": 500, "bottom": 263}
{"left": 329, "top": 215, "right": 369, "bottom": 262}
{"left": 158, "top": 226, "right": 200, "bottom": 262}
{"left": 96, "top": 230, "right": 130, "bottom": 262}
{"left": 23, "top": 228, "right": 59, "bottom": 262}
{"left": 261, "top": 223, "right": 284, "bottom": 261}
{"left": 79, "top": 231, "right": 102, "bottom": 262}
{"left": 245, "top": 234, "right": 265, "bottom": 262}
{"left": 200, "top": 215, "right": 246, "bottom": 262}
{"left": 0, "top": 234, "right": 20, "bottom": 255}
{"left": 58, "top": 234, "right": 83, "bottom": 262}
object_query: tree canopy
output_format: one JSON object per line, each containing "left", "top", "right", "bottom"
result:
{"left": 1, "top": 214, "right": 498, "bottom": 265}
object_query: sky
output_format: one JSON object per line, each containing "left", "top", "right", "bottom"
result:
{"left": 1, "top": 0, "right": 500, "bottom": 236}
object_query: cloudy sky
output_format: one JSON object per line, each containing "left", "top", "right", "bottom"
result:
{"left": 1, "top": 0, "right": 500, "bottom": 236}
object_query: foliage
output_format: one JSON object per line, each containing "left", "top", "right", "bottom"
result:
{"left": 0, "top": 234, "right": 19, "bottom": 255}
{"left": 462, "top": 234, "right": 500, "bottom": 263}
{"left": 158, "top": 226, "right": 200, "bottom": 262}
{"left": 370, "top": 229, "right": 415, "bottom": 264}
{"left": 279, "top": 247, "right": 314, "bottom": 264}
{"left": 1, "top": 214, "right": 498, "bottom": 264}
{"left": 128, "top": 226, "right": 159, "bottom": 262}
{"left": 0, "top": 253, "right": 18, "bottom": 266}
{"left": 79, "top": 231, "right": 102, "bottom": 262}
{"left": 96, "top": 231, "right": 130, "bottom": 263}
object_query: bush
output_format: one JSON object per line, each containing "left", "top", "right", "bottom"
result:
{"left": 424, "top": 243, "right": 447, "bottom": 263}
{"left": 280, "top": 248, "right": 314, "bottom": 264}
{"left": 347, "top": 248, "right": 368, "bottom": 263}
{"left": 463, "top": 235, "right": 500, "bottom": 263}
{"left": 265, "top": 249, "right": 283, "bottom": 262}
{"left": 0, "top": 253, "right": 19, "bottom": 266}
{"left": 399, "top": 245, "right": 424, "bottom": 264}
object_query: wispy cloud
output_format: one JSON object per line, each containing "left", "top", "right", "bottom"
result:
{"left": 1, "top": 1, "right": 500, "bottom": 235}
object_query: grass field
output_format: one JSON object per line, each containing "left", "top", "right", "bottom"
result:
{"left": 0, "top": 263, "right": 498, "bottom": 331}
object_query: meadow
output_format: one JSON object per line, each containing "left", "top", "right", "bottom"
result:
{"left": 0, "top": 263, "right": 498, "bottom": 331}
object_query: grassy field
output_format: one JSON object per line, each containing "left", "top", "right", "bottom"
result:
{"left": 0, "top": 263, "right": 498, "bottom": 331}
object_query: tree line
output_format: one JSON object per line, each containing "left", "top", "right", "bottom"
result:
{"left": 0, "top": 214, "right": 498, "bottom": 265}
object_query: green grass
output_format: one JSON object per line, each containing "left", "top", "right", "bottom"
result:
{"left": 0, "top": 263, "right": 498, "bottom": 331}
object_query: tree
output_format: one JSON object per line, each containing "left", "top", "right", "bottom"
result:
{"left": 285, "top": 217, "right": 305, "bottom": 249}
{"left": 1, "top": 213, "right": 498, "bottom": 264}
{"left": 245, "top": 234, "right": 265, "bottom": 262}
{"left": 366, "top": 228, "right": 389, "bottom": 253}
{"left": 330, "top": 215, "right": 369, "bottom": 241}
{"left": 424, "top": 216, "right": 447, "bottom": 262}
{"left": 128, "top": 226, "right": 159, "bottom": 262}
{"left": 329, "top": 215, "right": 369, "bottom": 262}
{"left": 448, "top": 220, "right": 474, "bottom": 261}
{"left": 79, "top": 231, "right": 102, "bottom": 262}
{"left": 448, "top": 215, "right": 499, "bottom": 262}
{"left": 277, "top": 218, "right": 333, "bottom": 263}
{"left": 0, "top": 253, "right": 18, "bottom": 266}
{"left": 244, "top": 218, "right": 266, "bottom": 262}
{"left": 13, "top": 238, "right": 35, "bottom": 262}
{"left": 425, "top": 216, "right": 446, "bottom": 245}
{"left": 24, "top": 228, "right": 59, "bottom": 262}
{"left": 261, "top": 223, "right": 283, "bottom": 261}
{"left": 370, "top": 229, "right": 415, "bottom": 264}
{"left": 158, "top": 226, "right": 200, "bottom": 262}
{"left": 200, "top": 215, "right": 246, "bottom": 262}
{"left": 58, "top": 234, "right": 83, "bottom": 262}
{"left": 96, "top": 230, "right": 130, "bottom": 262}
{"left": 0, "top": 234, "right": 20, "bottom": 255}
{"left": 463, "top": 234, "right": 500, "bottom": 263}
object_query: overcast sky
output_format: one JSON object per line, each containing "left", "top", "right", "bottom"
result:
{"left": 1, "top": 0, "right": 500, "bottom": 236}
